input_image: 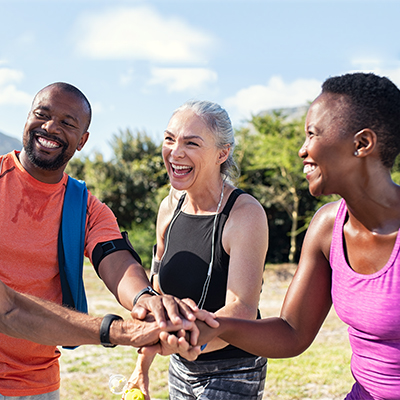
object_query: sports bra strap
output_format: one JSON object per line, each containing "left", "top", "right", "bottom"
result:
{"left": 174, "top": 193, "right": 187, "bottom": 215}
{"left": 221, "top": 189, "right": 245, "bottom": 216}
{"left": 174, "top": 189, "right": 244, "bottom": 216}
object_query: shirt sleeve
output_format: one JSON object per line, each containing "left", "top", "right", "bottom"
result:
{"left": 84, "top": 190, "right": 123, "bottom": 263}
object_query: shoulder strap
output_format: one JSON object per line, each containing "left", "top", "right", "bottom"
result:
{"left": 221, "top": 188, "right": 245, "bottom": 217}
{"left": 175, "top": 193, "right": 186, "bottom": 213}
{"left": 213, "top": 189, "right": 245, "bottom": 259}
{"left": 58, "top": 176, "right": 88, "bottom": 314}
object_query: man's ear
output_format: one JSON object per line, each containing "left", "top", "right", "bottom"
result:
{"left": 353, "top": 129, "right": 376, "bottom": 157}
{"left": 77, "top": 131, "right": 90, "bottom": 151}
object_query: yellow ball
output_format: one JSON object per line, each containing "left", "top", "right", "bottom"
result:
{"left": 125, "top": 388, "right": 145, "bottom": 400}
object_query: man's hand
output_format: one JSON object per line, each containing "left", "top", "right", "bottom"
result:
{"left": 131, "top": 294, "right": 197, "bottom": 329}
{"left": 109, "top": 313, "right": 198, "bottom": 348}
{"left": 136, "top": 300, "right": 220, "bottom": 361}
{"left": 131, "top": 296, "right": 219, "bottom": 345}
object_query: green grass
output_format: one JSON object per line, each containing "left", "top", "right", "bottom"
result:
{"left": 59, "top": 263, "right": 354, "bottom": 399}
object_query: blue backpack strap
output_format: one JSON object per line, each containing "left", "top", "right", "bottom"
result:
{"left": 58, "top": 176, "right": 88, "bottom": 314}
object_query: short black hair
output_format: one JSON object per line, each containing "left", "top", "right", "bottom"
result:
{"left": 322, "top": 72, "right": 400, "bottom": 168}
{"left": 34, "top": 82, "right": 92, "bottom": 132}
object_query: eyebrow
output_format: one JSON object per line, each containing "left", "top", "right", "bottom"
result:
{"left": 306, "top": 124, "right": 319, "bottom": 133}
{"left": 164, "top": 130, "right": 204, "bottom": 142}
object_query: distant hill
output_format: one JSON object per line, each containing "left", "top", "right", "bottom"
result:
{"left": 0, "top": 131, "right": 22, "bottom": 155}
{"left": 260, "top": 105, "right": 309, "bottom": 121}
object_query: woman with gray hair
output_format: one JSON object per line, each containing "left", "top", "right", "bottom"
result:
{"left": 125, "top": 100, "right": 268, "bottom": 399}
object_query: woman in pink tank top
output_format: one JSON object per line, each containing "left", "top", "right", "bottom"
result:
{"left": 169, "top": 72, "right": 400, "bottom": 400}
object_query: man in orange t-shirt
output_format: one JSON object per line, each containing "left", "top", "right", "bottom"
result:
{"left": 0, "top": 82, "right": 203, "bottom": 399}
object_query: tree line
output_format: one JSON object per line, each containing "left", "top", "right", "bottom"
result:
{"left": 67, "top": 110, "right": 400, "bottom": 267}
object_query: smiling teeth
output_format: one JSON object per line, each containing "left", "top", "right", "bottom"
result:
{"left": 303, "top": 164, "right": 316, "bottom": 174}
{"left": 172, "top": 164, "right": 191, "bottom": 170}
{"left": 37, "top": 137, "right": 60, "bottom": 149}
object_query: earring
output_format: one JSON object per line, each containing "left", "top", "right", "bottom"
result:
{"left": 354, "top": 150, "right": 359, "bottom": 156}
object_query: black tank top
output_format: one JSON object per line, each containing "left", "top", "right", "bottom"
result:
{"left": 159, "top": 189, "right": 259, "bottom": 360}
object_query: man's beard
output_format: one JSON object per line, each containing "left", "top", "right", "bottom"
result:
{"left": 24, "top": 131, "right": 70, "bottom": 171}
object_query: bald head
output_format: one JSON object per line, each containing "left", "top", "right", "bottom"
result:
{"left": 33, "top": 82, "right": 92, "bottom": 132}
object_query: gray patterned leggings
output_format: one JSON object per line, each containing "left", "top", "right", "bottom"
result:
{"left": 0, "top": 390, "right": 59, "bottom": 400}
{"left": 168, "top": 354, "right": 267, "bottom": 399}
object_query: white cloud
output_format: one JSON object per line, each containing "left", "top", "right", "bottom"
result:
{"left": 0, "top": 68, "right": 24, "bottom": 87}
{"left": 75, "top": 5, "right": 215, "bottom": 64}
{"left": 224, "top": 76, "right": 321, "bottom": 124}
{"left": 0, "top": 68, "right": 31, "bottom": 106}
{"left": 149, "top": 67, "right": 218, "bottom": 92}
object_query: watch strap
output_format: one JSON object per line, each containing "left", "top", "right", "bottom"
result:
{"left": 100, "top": 314, "right": 123, "bottom": 348}
{"left": 133, "top": 286, "right": 160, "bottom": 307}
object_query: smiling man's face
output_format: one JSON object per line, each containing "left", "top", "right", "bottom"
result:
{"left": 20, "top": 85, "right": 90, "bottom": 182}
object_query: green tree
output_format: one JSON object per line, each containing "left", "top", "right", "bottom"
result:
{"left": 236, "top": 110, "right": 315, "bottom": 262}
{"left": 67, "top": 129, "right": 169, "bottom": 267}
{"left": 108, "top": 129, "right": 167, "bottom": 228}
{"left": 391, "top": 154, "right": 400, "bottom": 184}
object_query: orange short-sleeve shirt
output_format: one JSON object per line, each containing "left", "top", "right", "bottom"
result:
{"left": 0, "top": 151, "right": 122, "bottom": 396}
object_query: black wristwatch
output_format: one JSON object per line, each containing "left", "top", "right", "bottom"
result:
{"left": 133, "top": 286, "right": 160, "bottom": 306}
{"left": 100, "top": 314, "right": 123, "bottom": 348}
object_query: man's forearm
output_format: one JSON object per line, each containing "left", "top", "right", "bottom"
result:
{"left": 0, "top": 283, "right": 102, "bottom": 346}
{"left": 98, "top": 250, "right": 150, "bottom": 311}
{"left": 0, "top": 281, "right": 167, "bottom": 348}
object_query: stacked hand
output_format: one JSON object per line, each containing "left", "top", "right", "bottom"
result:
{"left": 131, "top": 296, "right": 219, "bottom": 358}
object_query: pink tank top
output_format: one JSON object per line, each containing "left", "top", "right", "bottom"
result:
{"left": 330, "top": 199, "right": 400, "bottom": 399}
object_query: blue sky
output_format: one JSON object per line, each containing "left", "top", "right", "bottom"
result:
{"left": 1, "top": 0, "right": 400, "bottom": 159}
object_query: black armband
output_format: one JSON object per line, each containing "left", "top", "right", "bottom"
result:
{"left": 92, "top": 231, "right": 142, "bottom": 277}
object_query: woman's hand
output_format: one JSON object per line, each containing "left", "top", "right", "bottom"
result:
{"left": 140, "top": 329, "right": 202, "bottom": 361}
{"left": 180, "top": 298, "right": 219, "bottom": 345}
{"left": 122, "top": 370, "right": 150, "bottom": 400}
{"left": 122, "top": 352, "right": 155, "bottom": 400}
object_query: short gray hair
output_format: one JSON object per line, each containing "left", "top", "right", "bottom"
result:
{"left": 172, "top": 100, "right": 239, "bottom": 181}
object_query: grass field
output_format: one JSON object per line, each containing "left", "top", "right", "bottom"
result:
{"left": 59, "top": 263, "right": 354, "bottom": 399}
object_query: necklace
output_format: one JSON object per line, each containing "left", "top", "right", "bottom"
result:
{"left": 162, "top": 179, "right": 226, "bottom": 309}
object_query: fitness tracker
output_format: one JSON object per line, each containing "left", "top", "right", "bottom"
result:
{"left": 133, "top": 286, "right": 160, "bottom": 306}
{"left": 100, "top": 313, "right": 123, "bottom": 348}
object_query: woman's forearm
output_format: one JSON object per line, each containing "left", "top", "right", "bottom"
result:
{"left": 198, "top": 317, "right": 312, "bottom": 359}
{"left": 200, "top": 299, "right": 258, "bottom": 353}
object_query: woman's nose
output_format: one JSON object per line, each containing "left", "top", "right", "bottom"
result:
{"left": 171, "top": 143, "right": 185, "bottom": 158}
{"left": 298, "top": 141, "right": 308, "bottom": 158}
